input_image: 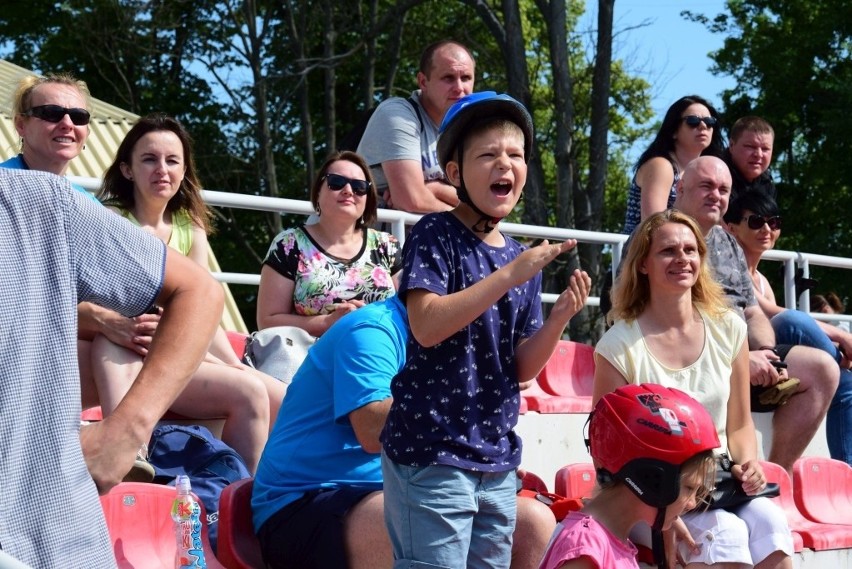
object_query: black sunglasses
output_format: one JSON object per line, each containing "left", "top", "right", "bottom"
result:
{"left": 743, "top": 214, "right": 782, "bottom": 230}
{"left": 23, "top": 104, "right": 91, "bottom": 126}
{"left": 323, "top": 173, "right": 371, "bottom": 196}
{"left": 682, "top": 115, "right": 718, "bottom": 129}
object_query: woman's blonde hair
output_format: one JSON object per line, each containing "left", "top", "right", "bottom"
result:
{"left": 608, "top": 209, "right": 729, "bottom": 323}
{"left": 12, "top": 72, "right": 92, "bottom": 115}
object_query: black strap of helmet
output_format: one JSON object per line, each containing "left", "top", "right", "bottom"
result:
{"left": 651, "top": 509, "right": 669, "bottom": 569}
{"left": 454, "top": 126, "right": 503, "bottom": 234}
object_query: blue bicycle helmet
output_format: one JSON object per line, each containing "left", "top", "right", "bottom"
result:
{"left": 436, "top": 92, "right": 534, "bottom": 233}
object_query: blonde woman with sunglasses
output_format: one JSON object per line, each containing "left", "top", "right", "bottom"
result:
{"left": 257, "top": 151, "right": 402, "bottom": 337}
{"left": 3, "top": 72, "right": 97, "bottom": 201}
{"left": 622, "top": 95, "right": 725, "bottom": 235}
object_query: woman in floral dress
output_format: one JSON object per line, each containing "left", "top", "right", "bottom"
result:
{"left": 257, "top": 150, "right": 402, "bottom": 336}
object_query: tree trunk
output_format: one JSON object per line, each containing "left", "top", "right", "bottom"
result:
{"left": 578, "top": 0, "right": 615, "bottom": 340}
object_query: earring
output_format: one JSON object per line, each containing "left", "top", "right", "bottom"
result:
{"left": 83, "top": 144, "right": 87, "bottom": 151}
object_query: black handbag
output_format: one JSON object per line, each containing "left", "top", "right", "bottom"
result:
{"left": 706, "top": 454, "right": 779, "bottom": 511}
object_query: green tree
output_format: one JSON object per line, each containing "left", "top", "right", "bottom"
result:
{"left": 688, "top": 0, "right": 852, "bottom": 298}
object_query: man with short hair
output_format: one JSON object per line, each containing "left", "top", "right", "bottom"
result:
{"left": 724, "top": 116, "right": 776, "bottom": 200}
{"left": 358, "top": 40, "right": 475, "bottom": 213}
{"left": 0, "top": 168, "right": 223, "bottom": 567}
{"left": 252, "top": 296, "right": 556, "bottom": 569}
{"left": 672, "top": 156, "right": 838, "bottom": 472}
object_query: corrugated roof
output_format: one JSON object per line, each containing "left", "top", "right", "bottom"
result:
{"left": 0, "top": 59, "right": 139, "bottom": 177}
{"left": 0, "top": 59, "right": 247, "bottom": 333}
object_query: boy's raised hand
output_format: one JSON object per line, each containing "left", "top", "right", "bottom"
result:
{"left": 549, "top": 269, "right": 592, "bottom": 326}
{"left": 509, "top": 239, "right": 577, "bottom": 286}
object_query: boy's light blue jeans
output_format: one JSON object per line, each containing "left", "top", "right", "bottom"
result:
{"left": 381, "top": 452, "right": 516, "bottom": 569}
{"left": 772, "top": 309, "right": 852, "bottom": 464}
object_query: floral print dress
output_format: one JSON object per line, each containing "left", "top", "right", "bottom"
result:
{"left": 263, "top": 225, "right": 402, "bottom": 315}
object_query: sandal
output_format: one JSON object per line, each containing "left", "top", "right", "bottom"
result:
{"left": 122, "top": 443, "right": 155, "bottom": 483}
{"left": 758, "top": 377, "right": 801, "bottom": 407}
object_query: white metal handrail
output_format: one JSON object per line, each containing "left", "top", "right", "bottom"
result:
{"left": 70, "top": 176, "right": 852, "bottom": 313}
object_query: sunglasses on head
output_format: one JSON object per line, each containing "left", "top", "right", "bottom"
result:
{"left": 682, "top": 115, "right": 718, "bottom": 129}
{"left": 24, "top": 104, "right": 91, "bottom": 126}
{"left": 323, "top": 173, "right": 371, "bottom": 196}
{"left": 743, "top": 214, "right": 782, "bottom": 230}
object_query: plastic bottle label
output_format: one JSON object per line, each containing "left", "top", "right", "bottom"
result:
{"left": 174, "top": 500, "right": 207, "bottom": 569}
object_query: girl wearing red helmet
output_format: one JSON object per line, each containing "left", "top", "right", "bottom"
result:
{"left": 595, "top": 210, "right": 793, "bottom": 568}
{"left": 540, "top": 384, "right": 718, "bottom": 569}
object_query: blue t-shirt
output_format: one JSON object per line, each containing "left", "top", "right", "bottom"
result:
{"left": 0, "top": 154, "right": 99, "bottom": 203}
{"left": 251, "top": 296, "right": 408, "bottom": 532}
{"left": 381, "top": 212, "right": 543, "bottom": 472}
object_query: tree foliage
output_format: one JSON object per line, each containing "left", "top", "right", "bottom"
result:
{"left": 687, "top": 0, "right": 852, "bottom": 299}
{"left": 0, "top": 0, "right": 654, "bottom": 335}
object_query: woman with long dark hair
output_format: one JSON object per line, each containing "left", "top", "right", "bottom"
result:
{"left": 622, "top": 95, "right": 724, "bottom": 234}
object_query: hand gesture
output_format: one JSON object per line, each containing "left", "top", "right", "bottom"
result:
{"left": 549, "top": 269, "right": 591, "bottom": 328}
{"left": 80, "top": 419, "right": 143, "bottom": 495}
{"left": 664, "top": 516, "right": 700, "bottom": 568}
{"left": 748, "top": 349, "right": 784, "bottom": 387}
{"left": 101, "top": 308, "right": 161, "bottom": 356}
{"left": 733, "top": 459, "right": 767, "bottom": 495}
{"left": 508, "top": 239, "right": 577, "bottom": 287}
{"left": 322, "top": 300, "right": 365, "bottom": 333}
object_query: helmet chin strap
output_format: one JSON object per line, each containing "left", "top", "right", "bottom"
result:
{"left": 455, "top": 136, "right": 502, "bottom": 234}
{"left": 651, "top": 508, "right": 670, "bottom": 569}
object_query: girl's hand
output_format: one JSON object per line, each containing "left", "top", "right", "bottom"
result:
{"left": 665, "top": 516, "right": 700, "bottom": 567}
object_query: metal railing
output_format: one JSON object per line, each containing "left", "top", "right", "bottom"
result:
{"left": 71, "top": 176, "right": 852, "bottom": 319}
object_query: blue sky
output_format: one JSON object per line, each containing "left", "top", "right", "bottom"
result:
{"left": 593, "top": 0, "right": 735, "bottom": 117}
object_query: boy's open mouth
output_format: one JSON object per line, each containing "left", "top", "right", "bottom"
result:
{"left": 491, "top": 181, "right": 512, "bottom": 196}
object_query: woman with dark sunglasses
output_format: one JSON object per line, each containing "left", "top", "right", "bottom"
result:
{"left": 2, "top": 72, "right": 97, "bottom": 201}
{"left": 623, "top": 95, "right": 725, "bottom": 234}
{"left": 257, "top": 150, "right": 402, "bottom": 336}
{"left": 725, "top": 191, "right": 852, "bottom": 465}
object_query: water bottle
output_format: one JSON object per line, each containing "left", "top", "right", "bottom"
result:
{"left": 171, "top": 475, "right": 208, "bottom": 569}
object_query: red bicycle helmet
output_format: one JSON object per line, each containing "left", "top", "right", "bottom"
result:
{"left": 589, "top": 383, "right": 720, "bottom": 508}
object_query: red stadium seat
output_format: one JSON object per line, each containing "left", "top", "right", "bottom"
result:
{"left": 521, "top": 470, "right": 549, "bottom": 494}
{"left": 535, "top": 341, "right": 595, "bottom": 413}
{"left": 218, "top": 478, "right": 265, "bottom": 569}
{"left": 521, "top": 379, "right": 589, "bottom": 414}
{"left": 100, "top": 482, "right": 226, "bottom": 568}
{"left": 792, "top": 456, "right": 852, "bottom": 525}
{"left": 759, "top": 460, "right": 852, "bottom": 552}
{"left": 226, "top": 331, "right": 249, "bottom": 360}
{"left": 553, "top": 463, "right": 596, "bottom": 499}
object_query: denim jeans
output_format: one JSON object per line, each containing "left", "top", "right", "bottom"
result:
{"left": 772, "top": 310, "right": 852, "bottom": 464}
{"left": 381, "top": 453, "right": 516, "bottom": 569}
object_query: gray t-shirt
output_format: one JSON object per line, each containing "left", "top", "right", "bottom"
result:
{"left": 0, "top": 169, "right": 166, "bottom": 567}
{"left": 357, "top": 90, "right": 444, "bottom": 194}
{"left": 704, "top": 224, "right": 757, "bottom": 317}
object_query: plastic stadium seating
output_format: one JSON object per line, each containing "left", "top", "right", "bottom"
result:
{"left": 554, "top": 463, "right": 596, "bottom": 499}
{"left": 760, "top": 460, "right": 852, "bottom": 551}
{"left": 520, "top": 379, "right": 587, "bottom": 414}
{"left": 534, "top": 341, "right": 596, "bottom": 413}
{"left": 100, "top": 482, "right": 225, "bottom": 568}
{"left": 218, "top": 478, "right": 265, "bottom": 569}
{"left": 226, "top": 331, "right": 249, "bottom": 360}
{"left": 792, "top": 456, "right": 852, "bottom": 525}
{"left": 521, "top": 470, "right": 549, "bottom": 494}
